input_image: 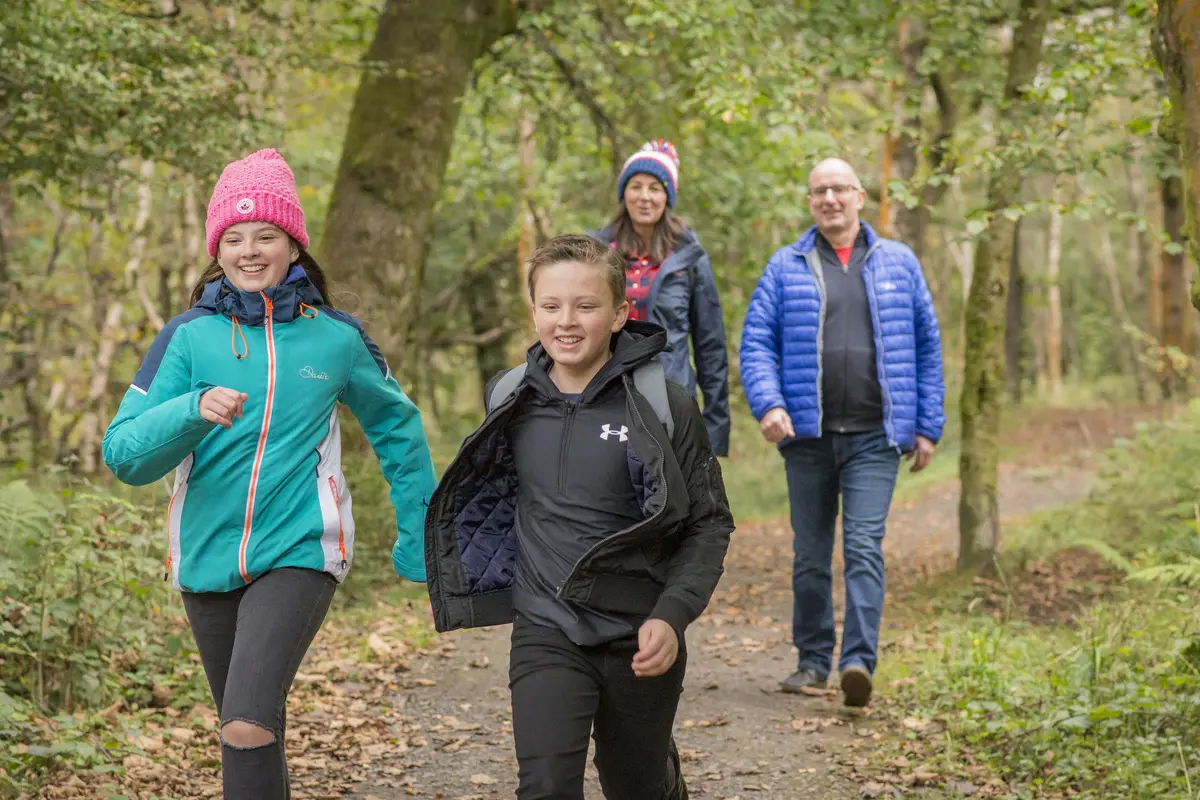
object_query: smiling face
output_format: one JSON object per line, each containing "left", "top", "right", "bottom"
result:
{"left": 807, "top": 159, "right": 866, "bottom": 239}
{"left": 531, "top": 260, "right": 629, "bottom": 384}
{"left": 623, "top": 173, "right": 668, "bottom": 230}
{"left": 216, "top": 222, "right": 299, "bottom": 293}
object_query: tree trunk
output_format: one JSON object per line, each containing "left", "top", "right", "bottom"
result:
{"left": 1096, "top": 213, "right": 1148, "bottom": 399}
{"left": 1161, "top": 174, "right": 1192, "bottom": 395}
{"left": 517, "top": 108, "right": 537, "bottom": 327}
{"left": 1045, "top": 187, "right": 1065, "bottom": 401}
{"left": 1154, "top": 0, "right": 1200, "bottom": 320}
{"left": 891, "top": 20, "right": 921, "bottom": 250}
{"left": 1004, "top": 220, "right": 1025, "bottom": 404}
{"left": 465, "top": 250, "right": 517, "bottom": 401}
{"left": 958, "top": 0, "right": 1053, "bottom": 571}
{"left": 1124, "top": 158, "right": 1153, "bottom": 324}
{"left": 321, "top": 0, "right": 525, "bottom": 371}
{"left": 181, "top": 175, "right": 202, "bottom": 307}
{"left": 79, "top": 164, "right": 155, "bottom": 472}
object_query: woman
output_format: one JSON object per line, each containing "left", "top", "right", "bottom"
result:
{"left": 590, "top": 139, "right": 730, "bottom": 455}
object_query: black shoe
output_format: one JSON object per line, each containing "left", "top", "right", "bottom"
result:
{"left": 780, "top": 667, "right": 829, "bottom": 694}
{"left": 840, "top": 664, "right": 873, "bottom": 707}
{"left": 666, "top": 737, "right": 688, "bottom": 800}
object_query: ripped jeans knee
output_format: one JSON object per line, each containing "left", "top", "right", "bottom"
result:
{"left": 220, "top": 718, "right": 277, "bottom": 749}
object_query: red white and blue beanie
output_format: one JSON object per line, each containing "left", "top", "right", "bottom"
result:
{"left": 617, "top": 140, "right": 680, "bottom": 208}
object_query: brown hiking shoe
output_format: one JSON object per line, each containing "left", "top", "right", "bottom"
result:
{"left": 840, "top": 664, "right": 873, "bottom": 707}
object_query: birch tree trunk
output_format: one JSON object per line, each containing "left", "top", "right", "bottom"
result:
{"left": 1045, "top": 187, "right": 1065, "bottom": 401}
{"left": 79, "top": 162, "right": 155, "bottom": 472}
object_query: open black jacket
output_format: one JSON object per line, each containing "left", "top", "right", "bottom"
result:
{"left": 424, "top": 321, "right": 735, "bottom": 639}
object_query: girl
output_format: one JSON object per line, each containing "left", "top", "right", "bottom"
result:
{"left": 590, "top": 140, "right": 731, "bottom": 456}
{"left": 425, "top": 234, "right": 735, "bottom": 799}
{"left": 103, "top": 148, "right": 436, "bottom": 799}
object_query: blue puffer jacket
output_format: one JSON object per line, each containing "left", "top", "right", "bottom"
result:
{"left": 740, "top": 222, "right": 945, "bottom": 450}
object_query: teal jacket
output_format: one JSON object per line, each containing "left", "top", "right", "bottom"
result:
{"left": 103, "top": 267, "right": 436, "bottom": 592}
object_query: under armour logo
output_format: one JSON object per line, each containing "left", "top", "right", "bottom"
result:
{"left": 600, "top": 424, "right": 628, "bottom": 442}
{"left": 299, "top": 366, "right": 329, "bottom": 380}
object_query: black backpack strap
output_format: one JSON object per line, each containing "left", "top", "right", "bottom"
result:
{"left": 487, "top": 363, "right": 528, "bottom": 413}
{"left": 632, "top": 359, "right": 674, "bottom": 440}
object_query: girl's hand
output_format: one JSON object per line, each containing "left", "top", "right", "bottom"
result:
{"left": 199, "top": 388, "right": 248, "bottom": 429}
{"left": 633, "top": 618, "right": 679, "bottom": 677}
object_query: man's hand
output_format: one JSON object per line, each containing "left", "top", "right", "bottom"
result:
{"left": 905, "top": 435, "right": 936, "bottom": 472}
{"left": 632, "top": 619, "right": 679, "bottom": 677}
{"left": 199, "top": 387, "right": 248, "bottom": 429}
{"left": 759, "top": 407, "right": 795, "bottom": 444}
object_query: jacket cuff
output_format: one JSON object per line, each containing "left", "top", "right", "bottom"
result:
{"left": 391, "top": 545, "right": 427, "bottom": 583}
{"left": 916, "top": 427, "right": 942, "bottom": 445}
{"left": 649, "top": 594, "right": 695, "bottom": 643}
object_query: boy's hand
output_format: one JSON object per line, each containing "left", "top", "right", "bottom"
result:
{"left": 200, "top": 387, "right": 248, "bottom": 429}
{"left": 633, "top": 618, "right": 679, "bottom": 677}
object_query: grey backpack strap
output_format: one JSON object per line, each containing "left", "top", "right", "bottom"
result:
{"left": 633, "top": 359, "right": 674, "bottom": 439}
{"left": 487, "top": 363, "right": 528, "bottom": 413}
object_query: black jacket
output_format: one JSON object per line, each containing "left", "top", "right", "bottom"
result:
{"left": 424, "top": 321, "right": 735, "bottom": 639}
{"left": 589, "top": 226, "right": 731, "bottom": 456}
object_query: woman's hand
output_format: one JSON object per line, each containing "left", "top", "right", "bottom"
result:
{"left": 633, "top": 618, "right": 679, "bottom": 677}
{"left": 199, "top": 387, "right": 248, "bottom": 429}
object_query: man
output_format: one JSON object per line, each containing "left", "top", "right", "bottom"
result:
{"left": 739, "top": 158, "right": 945, "bottom": 707}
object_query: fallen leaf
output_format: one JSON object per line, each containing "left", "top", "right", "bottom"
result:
{"left": 470, "top": 773, "right": 497, "bottom": 785}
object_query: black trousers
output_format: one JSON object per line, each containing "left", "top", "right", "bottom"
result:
{"left": 509, "top": 614, "right": 687, "bottom": 799}
{"left": 182, "top": 567, "right": 336, "bottom": 800}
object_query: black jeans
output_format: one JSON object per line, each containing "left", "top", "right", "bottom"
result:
{"left": 509, "top": 614, "right": 687, "bottom": 799}
{"left": 182, "top": 567, "right": 336, "bottom": 800}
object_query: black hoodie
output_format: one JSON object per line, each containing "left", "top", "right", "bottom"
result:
{"left": 424, "top": 321, "right": 735, "bottom": 643}
{"left": 510, "top": 328, "right": 662, "bottom": 644}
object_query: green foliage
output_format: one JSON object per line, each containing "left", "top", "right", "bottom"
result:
{"left": 883, "top": 591, "right": 1200, "bottom": 798}
{"left": 0, "top": 478, "right": 205, "bottom": 787}
{"left": 0, "top": 0, "right": 275, "bottom": 184}
{"left": 1014, "top": 401, "right": 1200, "bottom": 584}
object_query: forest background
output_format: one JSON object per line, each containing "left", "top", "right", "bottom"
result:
{"left": 3, "top": 1, "right": 1200, "bottom": 798}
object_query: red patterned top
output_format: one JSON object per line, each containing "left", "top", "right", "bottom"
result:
{"left": 614, "top": 243, "right": 669, "bottom": 322}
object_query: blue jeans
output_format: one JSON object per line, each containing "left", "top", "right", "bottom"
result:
{"left": 782, "top": 429, "right": 899, "bottom": 675}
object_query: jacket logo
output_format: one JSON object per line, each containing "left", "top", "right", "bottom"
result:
{"left": 600, "top": 424, "right": 629, "bottom": 442}
{"left": 299, "top": 366, "right": 330, "bottom": 380}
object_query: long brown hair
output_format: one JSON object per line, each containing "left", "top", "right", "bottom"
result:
{"left": 187, "top": 240, "right": 332, "bottom": 307}
{"left": 606, "top": 204, "right": 686, "bottom": 264}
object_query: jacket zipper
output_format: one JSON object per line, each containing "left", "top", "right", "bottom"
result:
{"left": 327, "top": 476, "right": 347, "bottom": 569}
{"left": 806, "top": 249, "right": 828, "bottom": 433}
{"left": 859, "top": 243, "right": 895, "bottom": 448}
{"left": 238, "top": 295, "right": 277, "bottom": 584}
{"left": 556, "top": 375, "right": 668, "bottom": 598}
{"left": 557, "top": 401, "right": 576, "bottom": 493}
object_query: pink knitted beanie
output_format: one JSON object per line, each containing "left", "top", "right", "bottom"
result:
{"left": 205, "top": 148, "right": 309, "bottom": 257}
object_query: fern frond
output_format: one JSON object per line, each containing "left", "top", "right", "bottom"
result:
{"left": 1066, "top": 537, "right": 1136, "bottom": 574}
{"left": 1129, "top": 558, "right": 1200, "bottom": 588}
{"left": 0, "top": 481, "right": 55, "bottom": 542}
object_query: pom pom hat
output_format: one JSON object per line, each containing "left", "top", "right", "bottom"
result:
{"left": 617, "top": 140, "right": 680, "bottom": 208}
{"left": 205, "top": 148, "right": 309, "bottom": 257}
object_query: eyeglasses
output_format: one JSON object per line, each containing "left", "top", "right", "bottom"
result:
{"left": 808, "top": 184, "right": 861, "bottom": 198}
